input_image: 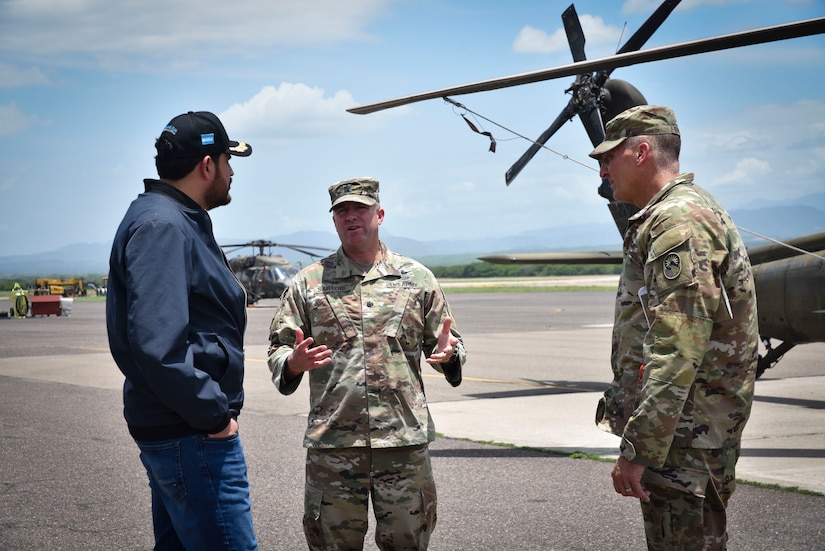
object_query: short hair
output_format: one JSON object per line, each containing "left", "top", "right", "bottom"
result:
{"left": 626, "top": 133, "right": 681, "bottom": 167}
{"left": 155, "top": 136, "right": 220, "bottom": 180}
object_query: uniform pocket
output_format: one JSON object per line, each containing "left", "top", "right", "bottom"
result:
{"left": 420, "top": 480, "right": 438, "bottom": 535}
{"left": 643, "top": 465, "right": 710, "bottom": 498}
{"left": 304, "top": 482, "right": 323, "bottom": 521}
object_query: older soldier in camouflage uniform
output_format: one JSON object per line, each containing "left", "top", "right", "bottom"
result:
{"left": 590, "top": 106, "right": 758, "bottom": 550}
{"left": 267, "top": 177, "right": 466, "bottom": 551}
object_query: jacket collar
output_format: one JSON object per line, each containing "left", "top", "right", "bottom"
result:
{"left": 143, "top": 179, "right": 202, "bottom": 211}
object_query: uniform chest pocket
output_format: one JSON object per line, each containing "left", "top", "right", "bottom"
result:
{"left": 308, "top": 293, "right": 355, "bottom": 348}
{"left": 385, "top": 289, "right": 425, "bottom": 351}
{"left": 647, "top": 223, "right": 696, "bottom": 300}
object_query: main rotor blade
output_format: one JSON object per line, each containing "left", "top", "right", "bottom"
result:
{"left": 276, "top": 243, "right": 335, "bottom": 252}
{"left": 505, "top": 100, "right": 578, "bottom": 185}
{"left": 616, "top": 0, "right": 681, "bottom": 55}
{"left": 220, "top": 241, "right": 334, "bottom": 257}
{"left": 508, "top": 1, "right": 675, "bottom": 185}
{"left": 479, "top": 251, "right": 623, "bottom": 265}
{"left": 579, "top": 97, "right": 605, "bottom": 147}
{"left": 504, "top": 4, "right": 588, "bottom": 187}
{"left": 347, "top": 17, "right": 825, "bottom": 115}
{"left": 512, "top": 1, "right": 674, "bottom": 186}
{"left": 280, "top": 244, "right": 336, "bottom": 257}
{"left": 505, "top": 96, "right": 606, "bottom": 185}
{"left": 563, "top": 4, "right": 586, "bottom": 62}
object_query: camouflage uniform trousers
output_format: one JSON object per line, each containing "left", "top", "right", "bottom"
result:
{"left": 640, "top": 445, "right": 740, "bottom": 551}
{"left": 303, "top": 444, "right": 437, "bottom": 551}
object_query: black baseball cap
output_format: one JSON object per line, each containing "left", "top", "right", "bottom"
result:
{"left": 156, "top": 111, "right": 251, "bottom": 160}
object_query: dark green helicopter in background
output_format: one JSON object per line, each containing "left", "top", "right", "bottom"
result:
{"left": 221, "top": 240, "right": 333, "bottom": 305}
{"left": 347, "top": 0, "right": 825, "bottom": 378}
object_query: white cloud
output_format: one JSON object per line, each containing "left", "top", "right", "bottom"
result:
{"left": 0, "top": 102, "right": 41, "bottom": 136}
{"left": 696, "top": 100, "right": 823, "bottom": 152}
{"left": 513, "top": 15, "right": 622, "bottom": 55}
{"left": 716, "top": 157, "right": 771, "bottom": 184}
{"left": 0, "top": 0, "right": 392, "bottom": 66}
{"left": 513, "top": 25, "right": 568, "bottom": 54}
{"left": 679, "top": 0, "right": 750, "bottom": 9}
{"left": 622, "top": 0, "right": 749, "bottom": 13}
{"left": 688, "top": 100, "right": 824, "bottom": 200}
{"left": 0, "top": 62, "right": 50, "bottom": 88}
{"left": 220, "top": 82, "right": 397, "bottom": 142}
{"left": 0, "top": 165, "right": 24, "bottom": 192}
{"left": 621, "top": 0, "right": 661, "bottom": 14}
{"left": 579, "top": 14, "right": 626, "bottom": 47}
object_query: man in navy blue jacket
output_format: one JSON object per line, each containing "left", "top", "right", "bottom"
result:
{"left": 107, "top": 111, "right": 258, "bottom": 550}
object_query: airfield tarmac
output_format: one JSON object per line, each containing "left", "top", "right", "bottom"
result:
{"left": 1, "top": 282, "right": 824, "bottom": 550}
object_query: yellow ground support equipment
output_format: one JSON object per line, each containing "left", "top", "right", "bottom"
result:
{"left": 11, "top": 282, "right": 29, "bottom": 318}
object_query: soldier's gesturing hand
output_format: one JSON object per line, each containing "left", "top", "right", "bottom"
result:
{"left": 285, "top": 328, "right": 333, "bottom": 379}
{"left": 425, "top": 317, "right": 458, "bottom": 364}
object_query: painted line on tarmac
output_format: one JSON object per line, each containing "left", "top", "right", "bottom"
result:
{"left": 68, "top": 346, "right": 111, "bottom": 352}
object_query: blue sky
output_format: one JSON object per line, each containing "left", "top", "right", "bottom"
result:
{"left": 1, "top": 0, "right": 823, "bottom": 258}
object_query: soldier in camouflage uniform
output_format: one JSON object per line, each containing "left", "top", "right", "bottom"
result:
{"left": 589, "top": 106, "right": 759, "bottom": 550}
{"left": 267, "top": 177, "right": 466, "bottom": 551}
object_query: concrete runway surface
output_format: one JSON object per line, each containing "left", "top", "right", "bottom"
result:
{"left": 1, "top": 287, "right": 823, "bottom": 550}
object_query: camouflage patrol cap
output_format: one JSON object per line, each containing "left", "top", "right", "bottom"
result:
{"left": 328, "top": 177, "right": 380, "bottom": 211}
{"left": 589, "top": 105, "right": 679, "bottom": 159}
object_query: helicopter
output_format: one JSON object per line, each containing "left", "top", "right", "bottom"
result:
{"left": 221, "top": 240, "right": 334, "bottom": 305}
{"left": 346, "top": 0, "right": 825, "bottom": 377}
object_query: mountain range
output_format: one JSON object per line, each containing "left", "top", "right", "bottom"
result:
{"left": 2, "top": 196, "right": 823, "bottom": 278}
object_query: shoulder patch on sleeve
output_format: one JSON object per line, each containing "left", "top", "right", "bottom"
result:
{"left": 647, "top": 223, "right": 695, "bottom": 298}
{"left": 663, "top": 252, "right": 682, "bottom": 280}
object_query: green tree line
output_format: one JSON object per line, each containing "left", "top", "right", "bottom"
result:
{"left": 2, "top": 264, "right": 619, "bottom": 294}
{"left": 428, "top": 262, "right": 620, "bottom": 279}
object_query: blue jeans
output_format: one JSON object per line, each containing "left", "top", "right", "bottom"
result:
{"left": 136, "top": 433, "right": 258, "bottom": 551}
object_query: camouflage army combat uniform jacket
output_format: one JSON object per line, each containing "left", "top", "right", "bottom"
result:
{"left": 268, "top": 242, "right": 466, "bottom": 449}
{"left": 596, "top": 173, "right": 758, "bottom": 468}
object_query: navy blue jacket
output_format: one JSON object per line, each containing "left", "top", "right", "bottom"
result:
{"left": 107, "top": 180, "right": 247, "bottom": 441}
